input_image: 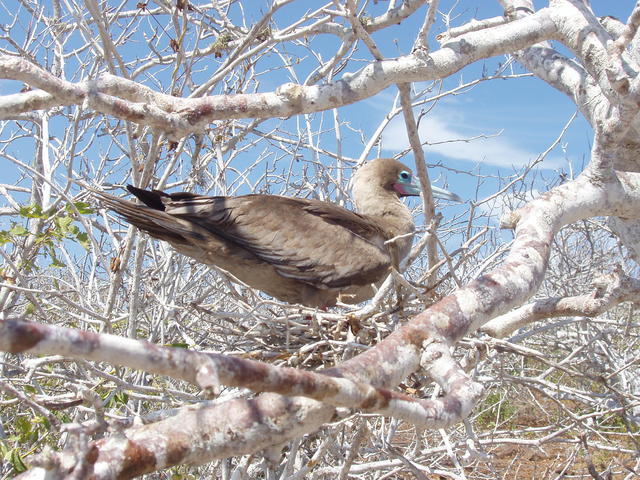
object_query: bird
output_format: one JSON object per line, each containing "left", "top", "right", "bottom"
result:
{"left": 93, "top": 158, "right": 461, "bottom": 308}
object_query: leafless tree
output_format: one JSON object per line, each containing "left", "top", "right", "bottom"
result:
{"left": 0, "top": 0, "right": 639, "bottom": 478}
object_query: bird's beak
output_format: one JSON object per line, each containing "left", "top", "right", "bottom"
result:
{"left": 394, "top": 179, "right": 462, "bottom": 202}
{"left": 393, "top": 178, "right": 421, "bottom": 197}
{"left": 431, "top": 185, "right": 463, "bottom": 202}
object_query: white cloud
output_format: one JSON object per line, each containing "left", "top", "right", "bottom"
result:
{"left": 381, "top": 112, "right": 563, "bottom": 169}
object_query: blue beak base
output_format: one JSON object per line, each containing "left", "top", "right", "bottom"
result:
{"left": 393, "top": 180, "right": 421, "bottom": 197}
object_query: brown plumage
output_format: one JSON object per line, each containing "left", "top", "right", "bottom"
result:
{"left": 93, "top": 158, "right": 458, "bottom": 308}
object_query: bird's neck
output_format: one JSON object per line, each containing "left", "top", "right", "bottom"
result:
{"left": 354, "top": 188, "right": 416, "bottom": 265}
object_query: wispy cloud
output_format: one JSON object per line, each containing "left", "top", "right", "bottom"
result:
{"left": 381, "top": 111, "right": 563, "bottom": 169}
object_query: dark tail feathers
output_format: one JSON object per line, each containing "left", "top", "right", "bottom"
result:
{"left": 126, "top": 185, "right": 201, "bottom": 211}
{"left": 126, "top": 185, "right": 168, "bottom": 211}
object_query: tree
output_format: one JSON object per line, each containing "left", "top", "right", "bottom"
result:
{"left": 0, "top": 0, "right": 639, "bottom": 478}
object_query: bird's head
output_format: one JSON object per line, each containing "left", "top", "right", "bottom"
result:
{"left": 352, "top": 158, "right": 462, "bottom": 203}
{"left": 352, "top": 158, "right": 420, "bottom": 200}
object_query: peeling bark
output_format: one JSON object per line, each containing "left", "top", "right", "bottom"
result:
{"left": 3, "top": 0, "right": 640, "bottom": 478}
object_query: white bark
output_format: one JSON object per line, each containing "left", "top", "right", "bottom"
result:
{"left": 1, "top": 0, "right": 639, "bottom": 478}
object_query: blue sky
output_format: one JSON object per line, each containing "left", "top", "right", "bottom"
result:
{"left": 362, "top": 1, "right": 634, "bottom": 204}
{"left": 0, "top": 0, "right": 634, "bottom": 282}
{"left": 261, "top": 1, "right": 633, "bottom": 202}
{"left": 0, "top": 1, "right": 634, "bottom": 208}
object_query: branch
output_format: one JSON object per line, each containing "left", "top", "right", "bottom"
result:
{"left": 29, "top": 169, "right": 640, "bottom": 478}
{"left": 0, "top": 10, "right": 557, "bottom": 138}
{"left": 397, "top": 83, "right": 439, "bottom": 284}
{"left": 0, "top": 316, "right": 481, "bottom": 429}
{"left": 508, "top": 0, "right": 640, "bottom": 143}
{"left": 481, "top": 267, "right": 640, "bottom": 338}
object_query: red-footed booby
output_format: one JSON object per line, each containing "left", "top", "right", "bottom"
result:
{"left": 94, "top": 158, "right": 460, "bottom": 308}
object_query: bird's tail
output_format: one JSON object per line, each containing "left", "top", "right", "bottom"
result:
{"left": 91, "top": 187, "right": 198, "bottom": 243}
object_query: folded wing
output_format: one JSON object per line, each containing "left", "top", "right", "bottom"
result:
{"left": 96, "top": 188, "right": 392, "bottom": 296}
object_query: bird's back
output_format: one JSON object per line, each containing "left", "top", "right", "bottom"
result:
{"left": 96, "top": 188, "right": 394, "bottom": 307}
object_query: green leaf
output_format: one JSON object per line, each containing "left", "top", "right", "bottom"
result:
{"left": 34, "top": 232, "right": 53, "bottom": 245}
{"left": 114, "top": 391, "right": 129, "bottom": 406}
{"left": 14, "top": 417, "right": 32, "bottom": 437}
{"left": 102, "top": 390, "right": 130, "bottom": 408}
{"left": 32, "top": 415, "right": 51, "bottom": 430}
{"left": 10, "top": 447, "right": 27, "bottom": 473}
{"left": 47, "top": 245, "right": 66, "bottom": 268}
{"left": 50, "top": 257, "right": 66, "bottom": 268}
{"left": 19, "top": 204, "right": 46, "bottom": 219}
{"left": 54, "top": 216, "right": 73, "bottom": 231}
{"left": 72, "top": 201, "right": 94, "bottom": 215}
{"left": 9, "top": 224, "right": 28, "bottom": 236}
{"left": 0, "top": 230, "right": 10, "bottom": 245}
{"left": 76, "top": 232, "right": 90, "bottom": 250}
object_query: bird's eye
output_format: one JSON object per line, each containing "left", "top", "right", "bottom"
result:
{"left": 399, "top": 171, "right": 411, "bottom": 181}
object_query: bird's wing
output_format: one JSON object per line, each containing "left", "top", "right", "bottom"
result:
{"left": 161, "top": 194, "right": 392, "bottom": 289}
{"left": 93, "top": 189, "right": 207, "bottom": 245}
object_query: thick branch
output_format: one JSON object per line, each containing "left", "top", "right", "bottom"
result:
{"left": 0, "top": 317, "right": 480, "bottom": 429}
{"left": 0, "top": 10, "right": 557, "bottom": 138}
{"left": 481, "top": 268, "right": 640, "bottom": 338}
{"left": 28, "top": 168, "right": 640, "bottom": 478}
